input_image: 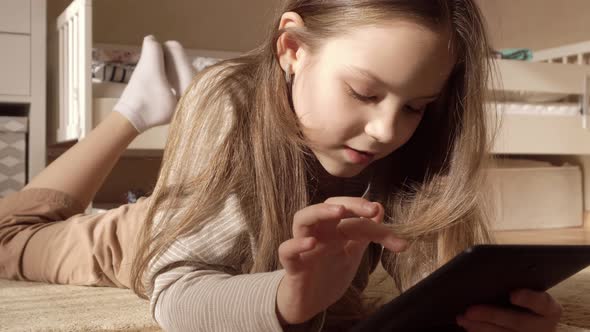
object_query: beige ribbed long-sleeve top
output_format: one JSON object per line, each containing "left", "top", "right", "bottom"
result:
{"left": 146, "top": 195, "right": 296, "bottom": 331}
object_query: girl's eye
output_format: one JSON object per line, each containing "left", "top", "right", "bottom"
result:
{"left": 346, "top": 84, "right": 427, "bottom": 114}
{"left": 346, "top": 86, "right": 378, "bottom": 103}
{"left": 404, "top": 105, "right": 425, "bottom": 114}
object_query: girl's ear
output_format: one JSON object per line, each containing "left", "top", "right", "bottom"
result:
{"left": 276, "top": 11, "right": 306, "bottom": 75}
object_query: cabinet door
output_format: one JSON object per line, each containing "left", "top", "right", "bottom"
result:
{"left": 0, "top": 33, "right": 30, "bottom": 96}
{"left": 0, "top": 0, "right": 31, "bottom": 34}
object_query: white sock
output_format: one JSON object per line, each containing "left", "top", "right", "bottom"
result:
{"left": 113, "top": 35, "right": 176, "bottom": 133}
{"left": 163, "top": 40, "right": 196, "bottom": 98}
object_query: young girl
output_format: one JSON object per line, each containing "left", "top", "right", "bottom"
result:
{"left": 0, "top": 1, "right": 563, "bottom": 331}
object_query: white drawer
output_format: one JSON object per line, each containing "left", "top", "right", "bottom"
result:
{"left": 0, "top": 0, "right": 31, "bottom": 34}
{"left": 0, "top": 33, "right": 30, "bottom": 96}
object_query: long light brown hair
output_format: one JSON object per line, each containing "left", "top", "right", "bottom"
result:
{"left": 131, "top": 0, "right": 496, "bottom": 328}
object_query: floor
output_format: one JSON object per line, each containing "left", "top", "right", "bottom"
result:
{"left": 494, "top": 226, "right": 590, "bottom": 245}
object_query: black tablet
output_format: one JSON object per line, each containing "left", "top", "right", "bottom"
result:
{"left": 350, "top": 244, "right": 590, "bottom": 332}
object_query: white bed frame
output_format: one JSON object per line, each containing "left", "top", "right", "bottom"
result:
{"left": 56, "top": 0, "right": 240, "bottom": 149}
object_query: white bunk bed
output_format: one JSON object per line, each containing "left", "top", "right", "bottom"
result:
{"left": 487, "top": 43, "right": 590, "bottom": 230}
{"left": 55, "top": 0, "right": 241, "bottom": 151}
{"left": 489, "top": 42, "right": 590, "bottom": 155}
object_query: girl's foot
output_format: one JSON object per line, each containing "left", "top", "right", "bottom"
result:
{"left": 113, "top": 35, "right": 177, "bottom": 133}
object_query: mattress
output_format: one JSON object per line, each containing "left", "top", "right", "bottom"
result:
{"left": 498, "top": 91, "right": 570, "bottom": 103}
{"left": 492, "top": 102, "right": 581, "bottom": 116}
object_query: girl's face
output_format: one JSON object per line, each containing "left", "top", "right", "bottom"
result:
{"left": 288, "top": 20, "right": 455, "bottom": 178}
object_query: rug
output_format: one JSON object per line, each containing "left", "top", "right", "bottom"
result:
{"left": 0, "top": 279, "right": 160, "bottom": 331}
{"left": 1, "top": 266, "right": 588, "bottom": 331}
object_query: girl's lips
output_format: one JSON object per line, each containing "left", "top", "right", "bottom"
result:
{"left": 344, "top": 146, "right": 375, "bottom": 164}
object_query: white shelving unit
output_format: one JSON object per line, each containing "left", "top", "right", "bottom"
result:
{"left": 0, "top": 0, "right": 47, "bottom": 182}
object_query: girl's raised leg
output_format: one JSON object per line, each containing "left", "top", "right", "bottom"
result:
{"left": 24, "top": 36, "right": 196, "bottom": 208}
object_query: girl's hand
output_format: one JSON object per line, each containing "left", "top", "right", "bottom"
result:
{"left": 457, "top": 289, "right": 563, "bottom": 331}
{"left": 276, "top": 197, "right": 408, "bottom": 325}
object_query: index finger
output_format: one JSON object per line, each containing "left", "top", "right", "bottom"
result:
{"left": 337, "top": 217, "right": 407, "bottom": 252}
{"left": 292, "top": 201, "right": 381, "bottom": 239}
{"left": 324, "top": 196, "right": 383, "bottom": 223}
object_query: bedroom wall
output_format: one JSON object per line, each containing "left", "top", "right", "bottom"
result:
{"left": 47, "top": 0, "right": 275, "bottom": 52}
{"left": 48, "top": 0, "right": 590, "bottom": 52}
{"left": 475, "top": 0, "right": 590, "bottom": 50}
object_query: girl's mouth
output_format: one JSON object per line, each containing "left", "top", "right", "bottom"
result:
{"left": 344, "top": 146, "right": 375, "bottom": 164}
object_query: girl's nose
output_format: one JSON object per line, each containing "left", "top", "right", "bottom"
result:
{"left": 363, "top": 105, "right": 399, "bottom": 144}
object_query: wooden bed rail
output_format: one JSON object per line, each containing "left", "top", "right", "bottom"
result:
{"left": 533, "top": 40, "right": 590, "bottom": 65}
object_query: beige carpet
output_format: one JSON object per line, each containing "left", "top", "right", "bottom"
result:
{"left": 0, "top": 280, "right": 160, "bottom": 331}
{"left": 548, "top": 266, "right": 590, "bottom": 331}
{"left": 1, "top": 266, "right": 589, "bottom": 331}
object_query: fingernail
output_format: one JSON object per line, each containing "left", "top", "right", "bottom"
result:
{"left": 329, "top": 205, "right": 343, "bottom": 213}
{"left": 363, "top": 202, "right": 377, "bottom": 213}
